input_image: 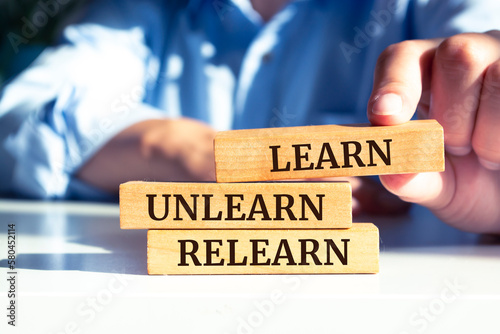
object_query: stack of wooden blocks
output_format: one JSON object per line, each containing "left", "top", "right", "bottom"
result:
{"left": 119, "top": 120, "right": 444, "bottom": 275}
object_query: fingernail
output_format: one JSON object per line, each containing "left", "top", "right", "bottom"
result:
{"left": 446, "top": 145, "right": 471, "bottom": 156}
{"left": 372, "top": 93, "right": 403, "bottom": 116}
{"left": 478, "top": 157, "right": 500, "bottom": 170}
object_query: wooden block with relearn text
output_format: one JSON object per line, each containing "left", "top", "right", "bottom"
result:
{"left": 120, "top": 181, "right": 352, "bottom": 229}
{"left": 147, "top": 223, "right": 379, "bottom": 275}
{"left": 214, "top": 120, "right": 444, "bottom": 182}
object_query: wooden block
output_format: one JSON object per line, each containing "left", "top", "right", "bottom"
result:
{"left": 147, "top": 223, "right": 379, "bottom": 275}
{"left": 214, "top": 119, "right": 444, "bottom": 182}
{"left": 120, "top": 181, "right": 351, "bottom": 229}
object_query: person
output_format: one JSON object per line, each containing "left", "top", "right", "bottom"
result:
{"left": 0, "top": 0, "right": 499, "bottom": 233}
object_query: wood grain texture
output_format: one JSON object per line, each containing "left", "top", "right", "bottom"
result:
{"left": 120, "top": 181, "right": 351, "bottom": 229}
{"left": 147, "top": 223, "right": 379, "bottom": 275}
{"left": 214, "top": 120, "right": 444, "bottom": 182}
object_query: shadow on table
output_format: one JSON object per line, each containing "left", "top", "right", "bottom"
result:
{"left": 0, "top": 210, "right": 149, "bottom": 275}
{"left": 0, "top": 252, "right": 148, "bottom": 275}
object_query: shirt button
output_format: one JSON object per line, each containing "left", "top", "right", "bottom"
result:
{"left": 262, "top": 52, "right": 273, "bottom": 63}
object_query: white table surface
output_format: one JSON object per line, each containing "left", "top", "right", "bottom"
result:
{"left": 0, "top": 199, "right": 499, "bottom": 334}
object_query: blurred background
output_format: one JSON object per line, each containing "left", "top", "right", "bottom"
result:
{"left": 0, "top": 0, "right": 86, "bottom": 85}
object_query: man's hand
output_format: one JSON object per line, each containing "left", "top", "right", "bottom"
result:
{"left": 77, "top": 118, "right": 216, "bottom": 194}
{"left": 367, "top": 31, "right": 500, "bottom": 233}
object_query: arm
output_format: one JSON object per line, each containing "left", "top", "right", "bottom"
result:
{"left": 1, "top": 0, "right": 194, "bottom": 199}
{"left": 77, "top": 117, "right": 216, "bottom": 194}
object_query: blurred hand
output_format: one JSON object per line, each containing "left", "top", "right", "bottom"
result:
{"left": 77, "top": 117, "right": 216, "bottom": 194}
{"left": 305, "top": 177, "right": 410, "bottom": 217}
{"left": 367, "top": 31, "right": 500, "bottom": 233}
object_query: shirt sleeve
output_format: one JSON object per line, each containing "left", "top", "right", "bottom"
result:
{"left": 411, "top": 0, "right": 500, "bottom": 38}
{"left": 0, "top": 0, "right": 167, "bottom": 200}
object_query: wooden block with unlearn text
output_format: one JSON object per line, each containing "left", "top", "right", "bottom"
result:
{"left": 147, "top": 223, "right": 379, "bottom": 275}
{"left": 120, "top": 181, "right": 352, "bottom": 229}
{"left": 214, "top": 119, "right": 444, "bottom": 182}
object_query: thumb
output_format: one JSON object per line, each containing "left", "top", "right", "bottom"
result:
{"left": 379, "top": 158, "right": 454, "bottom": 211}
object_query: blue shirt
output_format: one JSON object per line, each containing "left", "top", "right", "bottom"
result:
{"left": 1, "top": 0, "right": 499, "bottom": 200}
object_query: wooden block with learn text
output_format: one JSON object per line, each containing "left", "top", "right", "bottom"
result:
{"left": 120, "top": 181, "right": 352, "bottom": 229}
{"left": 214, "top": 120, "right": 444, "bottom": 182}
{"left": 147, "top": 223, "right": 379, "bottom": 275}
